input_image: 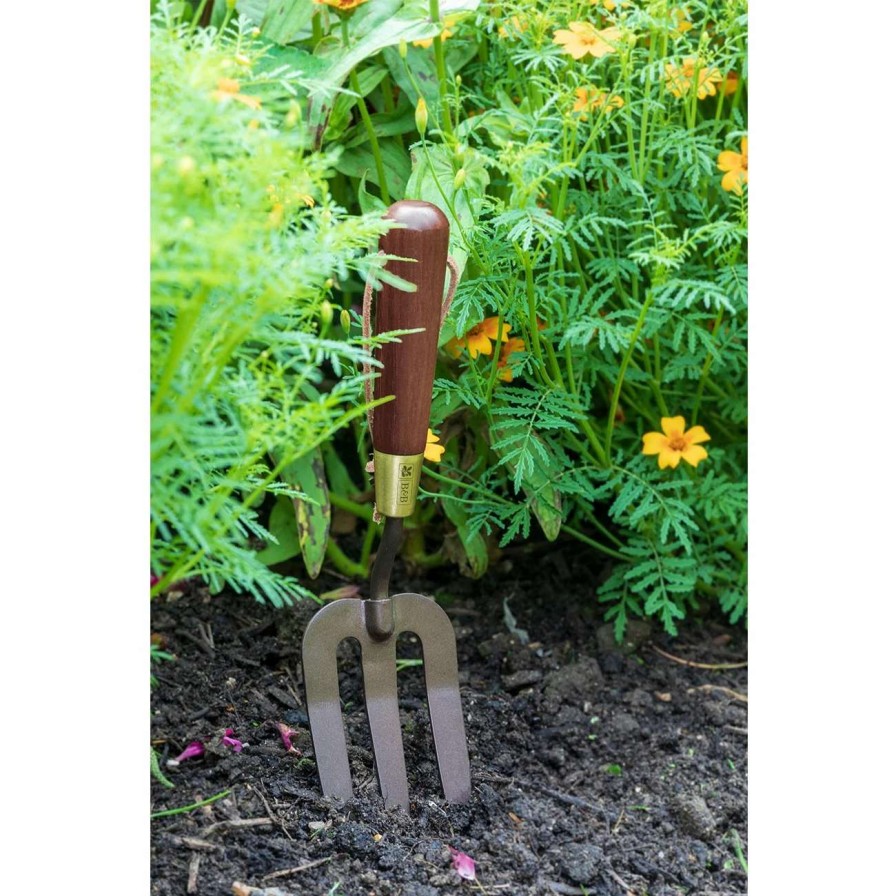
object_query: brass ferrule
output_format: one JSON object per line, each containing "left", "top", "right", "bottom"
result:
{"left": 374, "top": 451, "right": 424, "bottom": 518}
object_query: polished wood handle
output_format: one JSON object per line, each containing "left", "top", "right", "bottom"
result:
{"left": 372, "top": 200, "right": 449, "bottom": 457}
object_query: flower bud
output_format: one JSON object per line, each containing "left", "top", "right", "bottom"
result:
{"left": 453, "top": 168, "right": 467, "bottom": 189}
{"left": 340, "top": 309, "right": 352, "bottom": 333}
{"left": 320, "top": 299, "right": 334, "bottom": 328}
{"left": 415, "top": 97, "right": 428, "bottom": 135}
{"left": 398, "top": 39, "right": 408, "bottom": 59}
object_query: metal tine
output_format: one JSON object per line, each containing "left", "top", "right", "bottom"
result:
{"left": 301, "top": 600, "right": 361, "bottom": 802}
{"left": 394, "top": 593, "right": 472, "bottom": 804}
{"left": 361, "top": 634, "right": 410, "bottom": 809}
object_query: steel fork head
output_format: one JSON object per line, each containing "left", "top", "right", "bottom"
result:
{"left": 302, "top": 593, "right": 471, "bottom": 810}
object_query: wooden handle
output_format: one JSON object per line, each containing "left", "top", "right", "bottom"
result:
{"left": 372, "top": 200, "right": 449, "bottom": 457}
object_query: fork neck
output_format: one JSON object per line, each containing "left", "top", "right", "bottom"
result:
{"left": 369, "top": 515, "right": 404, "bottom": 603}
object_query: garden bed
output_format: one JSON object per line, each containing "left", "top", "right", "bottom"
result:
{"left": 150, "top": 545, "right": 747, "bottom": 896}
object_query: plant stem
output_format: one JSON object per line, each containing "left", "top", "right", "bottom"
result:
{"left": 325, "top": 537, "right": 367, "bottom": 578}
{"left": 328, "top": 491, "right": 374, "bottom": 521}
{"left": 428, "top": 0, "right": 452, "bottom": 134}
{"left": 605, "top": 290, "right": 653, "bottom": 458}
{"left": 560, "top": 525, "right": 628, "bottom": 561}
{"left": 151, "top": 789, "right": 231, "bottom": 819}
{"left": 342, "top": 19, "right": 391, "bottom": 205}
{"left": 691, "top": 307, "right": 725, "bottom": 425}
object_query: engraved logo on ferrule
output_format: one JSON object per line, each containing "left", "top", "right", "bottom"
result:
{"left": 374, "top": 451, "right": 424, "bottom": 518}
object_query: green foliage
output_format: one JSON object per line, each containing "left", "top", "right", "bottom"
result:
{"left": 150, "top": 3, "right": 393, "bottom": 603}
{"left": 151, "top": 0, "right": 748, "bottom": 637}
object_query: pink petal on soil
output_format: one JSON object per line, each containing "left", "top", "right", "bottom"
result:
{"left": 221, "top": 729, "right": 245, "bottom": 753}
{"left": 276, "top": 722, "right": 301, "bottom": 754}
{"left": 448, "top": 846, "right": 476, "bottom": 881}
{"left": 167, "top": 741, "right": 205, "bottom": 766}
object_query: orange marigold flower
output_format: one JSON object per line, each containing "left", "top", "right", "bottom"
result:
{"left": 572, "top": 85, "right": 625, "bottom": 115}
{"left": 664, "top": 57, "right": 723, "bottom": 99}
{"left": 717, "top": 137, "right": 748, "bottom": 194}
{"left": 723, "top": 70, "right": 740, "bottom": 96}
{"left": 642, "top": 416, "right": 710, "bottom": 469}
{"left": 212, "top": 78, "right": 262, "bottom": 110}
{"left": 553, "top": 22, "right": 622, "bottom": 60}
{"left": 447, "top": 317, "right": 511, "bottom": 359}
{"left": 424, "top": 429, "right": 444, "bottom": 463}
{"left": 313, "top": 0, "right": 369, "bottom": 10}
{"left": 496, "top": 337, "right": 526, "bottom": 382}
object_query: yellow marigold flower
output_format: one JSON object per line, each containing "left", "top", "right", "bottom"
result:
{"left": 717, "top": 137, "right": 748, "bottom": 194}
{"left": 672, "top": 8, "right": 693, "bottom": 33}
{"left": 424, "top": 429, "right": 445, "bottom": 463}
{"left": 413, "top": 14, "right": 462, "bottom": 48}
{"left": 268, "top": 202, "right": 285, "bottom": 227}
{"left": 664, "top": 58, "right": 723, "bottom": 100}
{"left": 313, "top": 0, "right": 369, "bottom": 10}
{"left": 642, "top": 416, "right": 710, "bottom": 470}
{"left": 444, "top": 337, "right": 463, "bottom": 358}
{"left": 498, "top": 15, "right": 529, "bottom": 39}
{"left": 212, "top": 77, "right": 261, "bottom": 110}
{"left": 553, "top": 22, "right": 622, "bottom": 60}
{"left": 496, "top": 337, "right": 526, "bottom": 382}
{"left": 572, "top": 85, "right": 625, "bottom": 115}
{"left": 447, "top": 317, "right": 511, "bottom": 359}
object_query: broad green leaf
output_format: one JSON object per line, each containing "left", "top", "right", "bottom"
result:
{"left": 322, "top": 443, "right": 362, "bottom": 497}
{"left": 257, "top": 494, "right": 302, "bottom": 566}
{"left": 357, "top": 172, "right": 388, "bottom": 214}
{"left": 260, "top": 0, "right": 316, "bottom": 44}
{"left": 335, "top": 140, "right": 411, "bottom": 200}
{"left": 383, "top": 38, "right": 478, "bottom": 117}
{"left": 263, "top": 447, "right": 331, "bottom": 577}
{"left": 326, "top": 65, "right": 389, "bottom": 142}
{"left": 344, "top": 107, "right": 417, "bottom": 147}
{"left": 442, "top": 496, "right": 488, "bottom": 579}
{"left": 404, "top": 142, "right": 489, "bottom": 278}
{"left": 234, "top": 0, "right": 270, "bottom": 27}
{"left": 307, "top": 0, "right": 440, "bottom": 132}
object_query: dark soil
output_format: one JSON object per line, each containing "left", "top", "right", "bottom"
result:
{"left": 150, "top": 548, "right": 747, "bottom": 896}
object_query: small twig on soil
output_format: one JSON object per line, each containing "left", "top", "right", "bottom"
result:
{"left": 261, "top": 855, "right": 335, "bottom": 881}
{"left": 724, "top": 725, "right": 748, "bottom": 735}
{"left": 198, "top": 621, "right": 215, "bottom": 653}
{"left": 688, "top": 684, "right": 748, "bottom": 703}
{"left": 177, "top": 627, "right": 215, "bottom": 656}
{"left": 651, "top": 645, "right": 747, "bottom": 670}
{"left": 605, "top": 864, "right": 638, "bottom": 895}
{"left": 173, "top": 836, "right": 221, "bottom": 852}
{"left": 612, "top": 807, "right": 626, "bottom": 834}
{"left": 247, "top": 783, "right": 293, "bottom": 841}
{"left": 187, "top": 853, "right": 202, "bottom": 894}
{"left": 201, "top": 818, "right": 273, "bottom": 837}
{"left": 523, "top": 780, "right": 608, "bottom": 819}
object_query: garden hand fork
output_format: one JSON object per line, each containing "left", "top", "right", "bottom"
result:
{"left": 302, "top": 200, "right": 471, "bottom": 810}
